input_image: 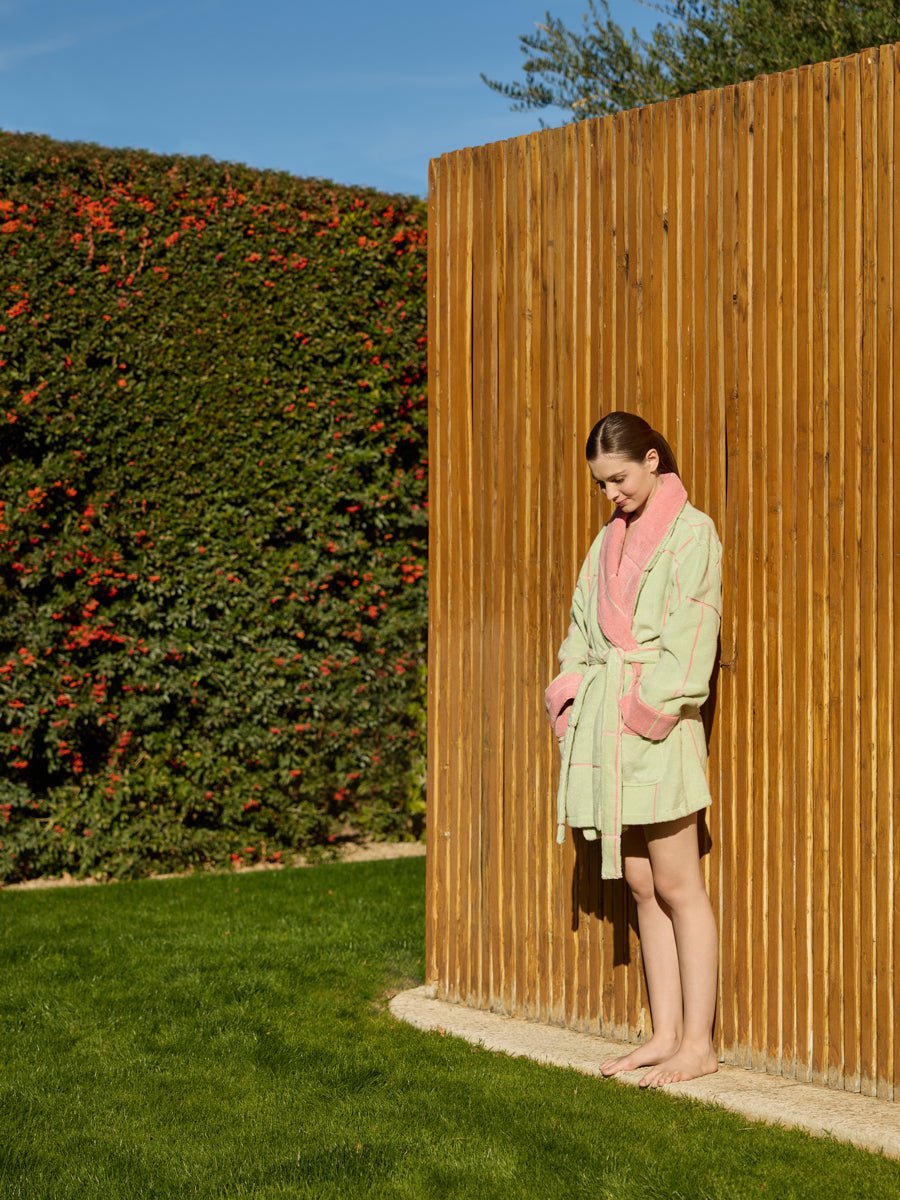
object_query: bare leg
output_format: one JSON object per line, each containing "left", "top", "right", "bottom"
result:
{"left": 638, "top": 813, "right": 718, "bottom": 1088}
{"left": 600, "top": 827, "right": 682, "bottom": 1075}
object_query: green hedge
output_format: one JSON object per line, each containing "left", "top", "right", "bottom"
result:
{"left": 0, "top": 132, "right": 428, "bottom": 881}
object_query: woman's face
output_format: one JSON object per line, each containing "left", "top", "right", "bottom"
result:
{"left": 588, "top": 449, "right": 660, "bottom": 518}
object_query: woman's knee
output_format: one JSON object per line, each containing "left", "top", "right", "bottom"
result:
{"left": 623, "top": 854, "right": 656, "bottom": 904}
{"left": 652, "top": 869, "right": 706, "bottom": 912}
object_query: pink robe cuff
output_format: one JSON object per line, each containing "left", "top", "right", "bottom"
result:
{"left": 619, "top": 689, "right": 679, "bottom": 741}
{"left": 544, "top": 672, "right": 583, "bottom": 736}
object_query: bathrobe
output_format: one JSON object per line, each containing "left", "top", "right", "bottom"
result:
{"left": 544, "top": 473, "right": 722, "bottom": 880}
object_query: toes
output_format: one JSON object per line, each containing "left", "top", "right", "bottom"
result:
{"left": 638, "top": 1066, "right": 676, "bottom": 1088}
{"left": 600, "top": 1054, "right": 638, "bottom": 1076}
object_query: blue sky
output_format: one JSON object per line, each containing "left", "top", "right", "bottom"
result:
{"left": 0, "top": 0, "right": 660, "bottom": 198}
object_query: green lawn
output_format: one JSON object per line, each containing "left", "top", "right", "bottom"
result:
{"left": 1, "top": 857, "right": 897, "bottom": 1200}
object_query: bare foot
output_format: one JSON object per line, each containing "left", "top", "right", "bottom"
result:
{"left": 638, "top": 1043, "right": 718, "bottom": 1088}
{"left": 599, "top": 1034, "right": 680, "bottom": 1077}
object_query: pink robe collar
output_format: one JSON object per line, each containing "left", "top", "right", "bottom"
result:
{"left": 596, "top": 472, "right": 688, "bottom": 650}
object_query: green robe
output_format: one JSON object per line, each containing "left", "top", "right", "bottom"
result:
{"left": 544, "top": 474, "right": 722, "bottom": 879}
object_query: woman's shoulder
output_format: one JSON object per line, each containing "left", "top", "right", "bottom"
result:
{"left": 571, "top": 522, "right": 613, "bottom": 585}
{"left": 673, "top": 502, "right": 721, "bottom": 552}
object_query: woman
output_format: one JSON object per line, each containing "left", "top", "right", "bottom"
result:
{"left": 544, "top": 411, "right": 722, "bottom": 1088}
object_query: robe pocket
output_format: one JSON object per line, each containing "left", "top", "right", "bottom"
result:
{"left": 620, "top": 730, "right": 665, "bottom": 785}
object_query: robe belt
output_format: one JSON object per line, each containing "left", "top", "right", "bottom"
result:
{"left": 556, "top": 644, "right": 662, "bottom": 879}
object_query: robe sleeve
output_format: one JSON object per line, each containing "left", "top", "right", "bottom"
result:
{"left": 544, "top": 563, "right": 591, "bottom": 738}
{"left": 620, "top": 525, "right": 722, "bottom": 741}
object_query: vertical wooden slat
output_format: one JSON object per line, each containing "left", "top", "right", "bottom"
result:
{"left": 514, "top": 133, "right": 535, "bottom": 1021}
{"left": 517, "top": 131, "right": 540, "bottom": 1023}
{"left": 520, "top": 135, "right": 537, "bottom": 1023}
{"left": 496, "top": 136, "right": 518, "bottom": 1017}
{"left": 891, "top": 43, "right": 900, "bottom": 1105}
{"left": 427, "top": 41, "right": 899, "bottom": 1099}
{"left": 425, "top": 157, "right": 442, "bottom": 993}
{"left": 747, "top": 74, "right": 767, "bottom": 1073}
{"left": 527, "top": 129, "right": 547, "bottom": 1023}
{"left": 873, "top": 43, "right": 895, "bottom": 1100}
{"left": 441, "top": 148, "right": 459, "bottom": 1002}
{"left": 806, "top": 61, "right": 829, "bottom": 1087}
{"left": 858, "top": 48, "right": 878, "bottom": 1099}
{"left": 455, "top": 148, "right": 475, "bottom": 1006}
{"left": 843, "top": 52, "right": 864, "bottom": 1093}
{"left": 485, "top": 142, "right": 501, "bottom": 1012}
{"left": 444, "top": 148, "right": 461, "bottom": 1003}
{"left": 487, "top": 148, "right": 504, "bottom": 1010}
{"left": 447, "top": 148, "right": 462, "bottom": 1006}
{"left": 767, "top": 67, "right": 787, "bottom": 1079}
{"left": 825, "top": 54, "right": 846, "bottom": 1091}
{"left": 897, "top": 46, "right": 900, "bottom": 1104}
{"left": 468, "top": 145, "right": 485, "bottom": 1010}
{"left": 782, "top": 63, "right": 801, "bottom": 1080}
{"left": 734, "top": 76, "right": 754, "bottom": 1072}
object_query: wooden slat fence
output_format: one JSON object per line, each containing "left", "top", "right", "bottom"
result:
{"left": 426, "top": 42, "right": 899, "bottom": 1098}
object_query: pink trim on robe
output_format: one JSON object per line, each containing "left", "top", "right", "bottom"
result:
{"left": 596, "top": 472, "right": 689, "bottom": 651}
{"left": 597, "top": 473, "right": 689, "bottom": 740}
{"left": 544, "top": 671, "right": 584, "bottom": 737}
{"left": 619, "top": 690, "right": 679, "bottom": 740}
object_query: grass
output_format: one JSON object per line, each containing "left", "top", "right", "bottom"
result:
{"left": 1, "top": 857, "right": 898, "bottom": 1200}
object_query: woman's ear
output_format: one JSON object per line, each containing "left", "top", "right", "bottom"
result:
{"left": 645, "top": 447, "right": 660, "bottom": 473}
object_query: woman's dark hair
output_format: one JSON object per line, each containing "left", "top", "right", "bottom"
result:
{"left": 585, "top": 411, "right": 679, "bottom": 476}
